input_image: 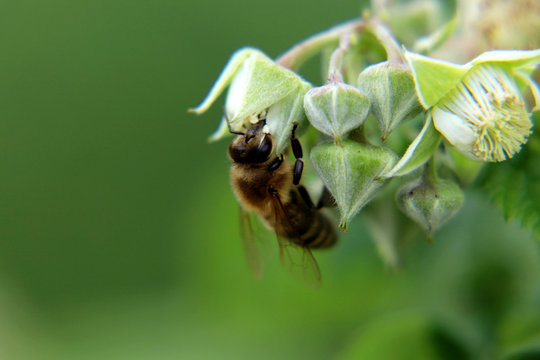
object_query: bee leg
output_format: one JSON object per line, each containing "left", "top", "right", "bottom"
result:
{"left": 293, "top": 159, "right": 304, "bottom": 186}
{"left": 316, "top": 187, "right": 336, "bottom": 209}
{"left": 268, "top": 154, "right": 284, "bottom": 171}
{"left": 223, "top": 108, "right": 245, "bottom": 136}
{"left": 297, "top": 185, "right": 316, "bottom": 209}
{"left": 291, "top": 122, "right": 304, "bottom": 186}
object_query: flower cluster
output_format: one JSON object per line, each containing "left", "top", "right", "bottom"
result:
{"left": 190, "top": 14, "right": 539, "bottom": 244}
{"left": 405, "top": 49, "right": 540, "bottom": 162}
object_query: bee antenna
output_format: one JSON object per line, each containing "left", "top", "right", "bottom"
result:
{"left": 223, "top": 108, "right": 245, "bottom": 136}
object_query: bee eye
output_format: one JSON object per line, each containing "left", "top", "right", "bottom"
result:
{"left": 229, "top": 135, "right": 273, "bottom": 164}
{"left": 230, "top": 147, "right": 246, "bottom": 158}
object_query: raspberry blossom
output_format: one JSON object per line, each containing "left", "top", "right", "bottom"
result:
{"left": 406, "top": 49, "right": 540, "bottom": 162}
{"left": 190, "top": 48, "right": 310, "bottom": 154}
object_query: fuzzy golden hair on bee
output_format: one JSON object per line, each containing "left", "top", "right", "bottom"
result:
{"left": 227, "top": 115, "right": 337, "bottom": 287}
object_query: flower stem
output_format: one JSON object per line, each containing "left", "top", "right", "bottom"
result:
{"left": 423, "top": 155, "right": 439, "bottom": 184}
{"left": 365, "top": 19, "right": 403, "bottom": 63}
{"left": 276, "top": 17, "right": 403, "bottom": 71}
{"left": 276, "top": 19, "right": 365, "bottom": 71}
{"left": 328, "top": 32, "right": 353, "bottom": 83}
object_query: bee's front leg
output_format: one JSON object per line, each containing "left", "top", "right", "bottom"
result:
{"left": 268, "top": 154, "right": 284, "bottom": 171}
{"left": 291, "top": 122, "right": 304, "bottom": 185}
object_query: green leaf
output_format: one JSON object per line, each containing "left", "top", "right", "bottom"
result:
{"left": 481, "top": 127, "right": 540, "bottom": 238}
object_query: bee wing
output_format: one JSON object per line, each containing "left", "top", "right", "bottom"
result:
{"left": 238, "top": 206, "right": 274, "bottom": 279}
{"left": 269, "top": 192, "right": 322, "bottom": 288}
{"left": 277, "top": 237, "right": 322, "bottom": 288}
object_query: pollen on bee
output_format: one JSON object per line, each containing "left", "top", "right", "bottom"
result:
{"left": 248, "top": 115, "right": 259, "bottom": 124}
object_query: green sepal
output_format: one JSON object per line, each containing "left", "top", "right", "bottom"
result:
{"left": 189, "top": 48, "right": 252, "bottom": 115}
{"left": 471, "top": 49, "right": 540, "bottom": 68}
{"left": 303, "top": 83, "right": 370, "bottom": 144}
{"left": 384, "top": 112, "right": 441, "bottom": 178}
{"left": 405, "top": 48, "right": 540, "bottom": 109}
{"left": 357, "top": 61, "right": 423, "bottom": 138}
{"left": 189, "top": 47, "right": 310, "bottom": 145}
{"left": 311, "top": 141, "right": 398, "bottom": 229}
{"left": 412, "top": 15, "right": 458, "bottom": 54}
{"left": 225, "top": 50, "right": 308, "bottom": 124}
{"left": 514, "top": 69, "right": 540, "bottom": 112}
{"left": 267, "top": 82, "right": 311, "bottom": 154}
{"left": 404, "top": 50, "right": 468, "bottom": 108}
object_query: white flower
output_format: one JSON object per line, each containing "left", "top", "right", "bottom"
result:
{"left": 405, "top": 49, "right": 540, "bottom": 162}
{"left": 433, "top": 64, "right": 531, "bottom": 161}
{"left": 189, "top": 48, "right": 310, "bottom": 154}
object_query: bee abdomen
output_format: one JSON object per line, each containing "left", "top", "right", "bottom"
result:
{"left": 301, "top": 213, "right": 337, "bottom": 249}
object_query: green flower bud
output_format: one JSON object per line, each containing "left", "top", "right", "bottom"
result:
{"left": 357, "top": 61, "right": 423, "bottom": 138}
{"left": 303, "top": 83, "right": 370, "bottom": 144}
{"left": 189, "top": 48, "right": 311, "bottom": 154}
{"left": 311, "top": 141, "right": 398, "bottom": 229}
{"left": 396, "top": 175, "right": 464, "bottom": 235}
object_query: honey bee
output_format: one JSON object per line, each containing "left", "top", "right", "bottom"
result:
{"left": 227, "top": 114, "right": 337, "bottom": 287}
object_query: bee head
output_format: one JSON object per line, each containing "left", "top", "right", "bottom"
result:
{"left": 229, "top": 131, "right": 273, "bottom": 164}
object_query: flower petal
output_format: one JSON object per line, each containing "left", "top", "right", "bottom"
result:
{"left": 432, "top": 107, "right": 476, "bottom": 151}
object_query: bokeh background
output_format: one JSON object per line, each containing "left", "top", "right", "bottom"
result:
{"left": 1, "top": 0, "right": 539, "bottom": 359}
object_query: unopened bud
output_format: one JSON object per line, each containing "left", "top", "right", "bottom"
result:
{"left": 357, "top": 61, "right": 423, "bottom": 138}
{"left": 303, "top": 83, "right": 370, "bottom": 144}
{"left": 311, "top": 141, "right": 398, "bottom": 229}
{"left": 396, "top": 176, "right": 464, "bottom": 235}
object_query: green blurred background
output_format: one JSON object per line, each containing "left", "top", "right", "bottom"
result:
{"left": 1, "top": 1, "right": 539, "bottom": 359}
